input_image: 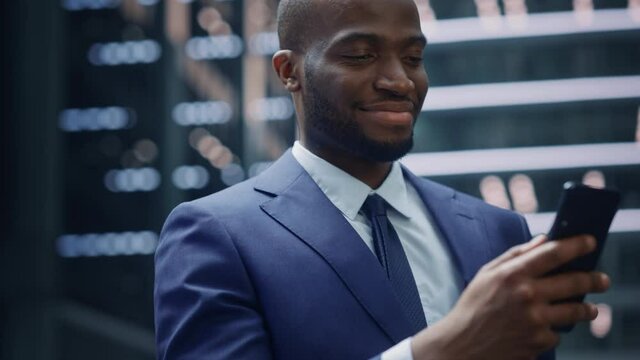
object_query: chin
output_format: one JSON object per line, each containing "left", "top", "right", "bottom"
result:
{"left": 356, "top": 136, "right": 414, "bottom": 162}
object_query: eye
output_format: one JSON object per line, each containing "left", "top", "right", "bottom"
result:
{"left": 342, "top": 54, "right": 375, "bottom": 63}
{"left": 405, "top": 56, "right": 423, "bottom": 66}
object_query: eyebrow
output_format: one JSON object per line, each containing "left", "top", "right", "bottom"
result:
{"left": 329, "top": 32, "right": 427, "bottom": 49}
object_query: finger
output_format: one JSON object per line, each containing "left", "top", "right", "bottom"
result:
{"left": 520, "top": 234, "right": 548, "bottom": 253}
{"left": 534, "top": 272, "right": 610, "bottom": 302}
{"left": 484, "top": 234, "right": 547, "bottom": 270}
{"left": 543, "top": 302, "right": 598, "bottom": 327}
{"left": 502, "top": 235, "right": 596, "bottom": 277}
{"left": 530, "top": 329, "right": 560, "bottom": 354}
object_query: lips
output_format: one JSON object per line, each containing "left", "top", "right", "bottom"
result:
{"left": 359, "top": 101, "right": 415, "bottom": 113}
{"left": 358, "top": 101, "right": 415, "bottom": 125}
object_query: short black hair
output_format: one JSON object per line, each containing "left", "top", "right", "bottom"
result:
{"left": 276, "top": 0, "right": 315, "bottom": 52}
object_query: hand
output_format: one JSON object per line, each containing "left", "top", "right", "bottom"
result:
{"left": 411, "top": 235, "right": 610, "bottom": 360}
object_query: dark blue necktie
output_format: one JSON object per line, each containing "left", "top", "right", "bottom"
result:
{"left": 362, "top": 194, "right": 427, "bottom": 332}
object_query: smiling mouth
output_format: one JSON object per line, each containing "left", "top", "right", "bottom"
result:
{"left": 359, "top": 101, "right": 415, "bottom": 113}
{"left": 358, "top": 101, "right": 415, "bottom": 125}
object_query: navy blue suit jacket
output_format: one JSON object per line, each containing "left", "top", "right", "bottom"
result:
{"left": 154, "top": 150, "right": 554, "bottom": 359}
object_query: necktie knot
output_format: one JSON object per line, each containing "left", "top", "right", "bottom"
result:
{"left": 362, "top": 194, "right": 387, "bottom": 217}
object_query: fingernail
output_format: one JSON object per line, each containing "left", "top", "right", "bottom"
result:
{"left": 586, "top": 236, "right": 596, "bottom": 250}
{"left": 600, "top": 273, "right": 610, "bottom": 288}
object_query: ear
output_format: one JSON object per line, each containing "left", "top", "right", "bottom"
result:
{"left": 272, "top": 50, "right": 301, "bottom": 92}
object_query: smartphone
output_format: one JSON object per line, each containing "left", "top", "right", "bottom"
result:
{"left": 547, "top": 182, "right": 620, "bottom": 274}
{"left": 546, "top": 182, "right": 620, "bottom": 331}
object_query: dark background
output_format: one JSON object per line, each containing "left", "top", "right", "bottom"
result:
{"left": 1, "top": 0, "right": 638, "bottom": 359}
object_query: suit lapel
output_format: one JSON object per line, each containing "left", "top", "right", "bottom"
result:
{"left": 403, "top": 168, "right": 492, "bottom": 286}
{"left": 254, "top": 151, "right": 414, "bottom": 343}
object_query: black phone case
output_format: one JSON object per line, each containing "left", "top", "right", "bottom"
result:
{"left": 546, "top": 182, "right": 620, "bottom": 332}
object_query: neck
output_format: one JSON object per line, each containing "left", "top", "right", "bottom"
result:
{"left": 301, "top": 140, "right": 392, "bottom": 189}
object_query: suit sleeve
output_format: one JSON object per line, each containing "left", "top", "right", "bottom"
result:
{"left": 518, "top": 213, "right": 533, "bottom": 242}
{"left": 154, "top": 202, "right": 272, "bottom": 360}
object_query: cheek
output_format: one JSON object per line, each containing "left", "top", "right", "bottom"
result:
{"left": 318, "top": 61, "right": 370, "bottom": 96}
{"left": 319, "top": 72, "right": 363, "bottom": 109}
{"left": 416, "top": 70, "right": 429, "bottom": 101}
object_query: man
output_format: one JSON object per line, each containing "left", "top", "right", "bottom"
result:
{"left": 154, "top": 0, "right": 609, "bottom": 359}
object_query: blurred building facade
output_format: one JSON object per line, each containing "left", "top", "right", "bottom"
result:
{"left": 1, "top": 0, "right": 639, "bottom": 359}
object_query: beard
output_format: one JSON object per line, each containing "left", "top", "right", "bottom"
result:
{"left": 302, "top": 65, "right": 414, "bottom": 162}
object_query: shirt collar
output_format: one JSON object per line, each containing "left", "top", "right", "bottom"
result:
{"left": 376, "top": 161, "right": 413, "bottom": 219}
{"left": 291, "top": 141, "right": 413, "bottom": 220}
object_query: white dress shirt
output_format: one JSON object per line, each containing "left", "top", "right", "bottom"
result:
{"left": 291, "top": 142, "right": 464, "bottom": 360}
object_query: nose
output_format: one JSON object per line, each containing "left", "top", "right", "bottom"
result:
{"left": 373, "top": 57, "right": 415, "bottom": 96}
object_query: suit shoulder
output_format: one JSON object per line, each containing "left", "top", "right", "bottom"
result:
{"left": 159, "top": 177, "right": 267, "bottom": 253}
{"left": 415, "top": 177, "right": 530, "bottom": 249}
{"left": 457, "top": 188, "right": 518, "bottom": 219}
{"left": 422, "top": 177, "right": 519, "bottom": 216}
{"left": 178, "top": 176, "right": 266, "bottom": 216}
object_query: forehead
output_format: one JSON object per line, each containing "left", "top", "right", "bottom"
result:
{"left": 311, "top": 0, "right": 423, "bottom": 46}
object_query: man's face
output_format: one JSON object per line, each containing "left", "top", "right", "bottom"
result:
{"left": 300, "top": 0, "right": 428, "bottom": 162}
